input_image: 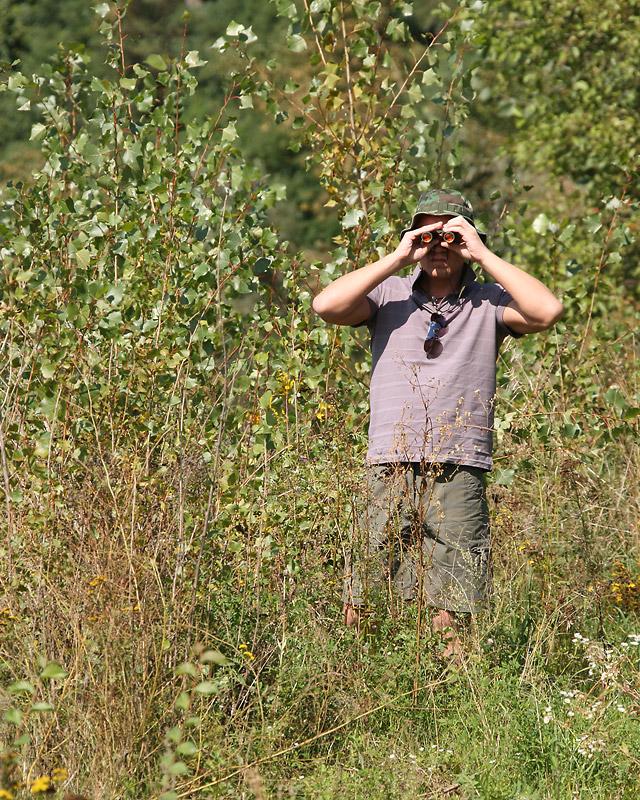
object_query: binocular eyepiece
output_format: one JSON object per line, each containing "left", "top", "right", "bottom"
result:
{"left": 420, "top": 230, "right": 462, "bottom": 246}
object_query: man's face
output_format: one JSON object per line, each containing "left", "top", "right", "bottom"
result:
{"left": 414, "top": 213, "right": 466, "bottom": 279}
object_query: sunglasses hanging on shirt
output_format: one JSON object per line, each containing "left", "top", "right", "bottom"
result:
{"left": 420, "top": 302, "right": 467, "bottom": 358}
{"left": 424, "top": 312, "right": 446, "bottom": 355}
{"left": 411, "top": 268, "right": 472, "bottom": 358}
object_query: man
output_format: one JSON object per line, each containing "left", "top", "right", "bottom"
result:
{"left": 312, "top": 189, "right": 563, "bottom": 658}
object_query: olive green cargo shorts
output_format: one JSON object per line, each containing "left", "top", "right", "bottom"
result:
{"left": 342, "top": 463, "right": 490, "bottom": 614}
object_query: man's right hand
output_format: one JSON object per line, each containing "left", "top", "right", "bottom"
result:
{"left": 392, "top": 221, "right": 445, "bottom": 268}
{"left": 312, "top": 221, "right": 446, "bottom": 325}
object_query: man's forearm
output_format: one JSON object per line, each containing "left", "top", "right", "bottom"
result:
{"left": 476, "top": 249, "right": 563, "bottom": 327}
{"left": 312, "top": 251, "right": 403, "bottom": 318}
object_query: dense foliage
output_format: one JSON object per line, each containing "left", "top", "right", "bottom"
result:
{"left": 0, "top": 2, "right": 638, "bottom": 799}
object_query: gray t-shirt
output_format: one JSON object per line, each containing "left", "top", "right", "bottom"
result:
{"left": 359, "top": 265, "right": 518, "bottom": 470}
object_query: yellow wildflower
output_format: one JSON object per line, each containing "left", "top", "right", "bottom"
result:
{"left": 0, "top": 789, "right": 14, "bottom": 799}
{"left": 277, "top": 372, "right": 295, "bottom": 395}
{"left": 29, "top": 776, "right": 52, "bottom": 794}
{"left": 0, "top": 608, "right": 18, "bottom": 624}
{"left": 52, "top": 767, "right": 68, "bottom": 783}
{"left": 238, "top": 643, "right": 255, "bottom": 660}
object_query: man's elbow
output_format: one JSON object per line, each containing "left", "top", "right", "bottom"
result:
{"left": 515, "top": 299, "right": 564, "bottom": 334}
{"left": 312, "top": 293, "right": 341, "bottom": 323}
{"left": 544, "top": 298, "right": 564, "bottom": 328}
{"left": 311, "top": 293, "right": 331, "bottom": 320}
{"left": 536, "top": 299, "right": 564, "bottom": 331}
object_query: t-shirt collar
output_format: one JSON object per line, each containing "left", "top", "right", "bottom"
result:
{"left": 411, "top": 263, "right": 476, "bottom": 300}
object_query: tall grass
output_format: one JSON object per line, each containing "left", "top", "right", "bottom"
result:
{"left": 1, "top": 300, "right": 638, "bottom": 799}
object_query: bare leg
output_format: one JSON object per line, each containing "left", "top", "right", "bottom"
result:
{"left": 343, "top": 602, "right": 360, "bottom": 628}
{"left": 431, "top": 608, "right": 463, "bottom": 662}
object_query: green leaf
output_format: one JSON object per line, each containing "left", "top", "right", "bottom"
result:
{"left": 253, "top": 257, "right": 272, "bottom": 275}
{"left": 226, "top": 20, "right": 244, "bottom": 36}
{"left": 422, "top": 68, "right": 438, "bottom": 86}
{"left": 146, "top": 54, "right": 168, "bottom": 71}
{"left": 532, "top": 213, "right": 550, "bottom": 235}
{"left": 200, "top": 649, "right": 228, "bottom": 665}
{"left": 3, "top": 707, "right": 23, "bottom": 724}
{"left": 342, "top": 208, "right": 365, "bottom": 229}
{"left": 561, "top": 423, "right": 581, "bottom": 438}
{"left": 38, "top": 396, "right": 57, "bottom": 419}
{"left": 175, "top": 662, "right": 198, "bottom": 677}
{"left": 106, "top": 284, "right": 124, "bottom": 305}
{"left": 287, "top": 34, "right": 307, "bottom": 53}
{"left": 40, "top": 362, "right": 56, "bottom": 380}
{"left": 185, "top": 51, "right": 207, "bottom": 68}
{"left": 274, "top": 0, "right": 298, "bottom": 20}
{"left": 30, "top": 123, "right": 47, "bottom": 141}
{"left": 176, "top": 741, "right": 198, "bottom": 757}
{"left": 166, "top": 726, "right": 182, "bottom": 743}
{"left": 193, "top": 681, "right": 218, "bottom": 695}
{"left": 604, "top": 386, "right": 627, "bottom": 410}
{"left": 31, "top": 702, "right": 55, "bottom": 712}
{"left": 8, "top": 680, "right": 35, "bottom": 694}
{"left": 221, "top": 122, "right": 238, "bottom": 143}
{"left": 40, "top": 662, "right": 67, "bottom": 680}
{"left": 259, "top": 390, "right": 272, "bottom": 409}
{"left": 94, "top": 3, "right": 110, "bottom": 18}
{"left": 226, "top": 21, "right": 257, "bottom": 43}
{"left": 494, "top": 469, "right": 515, "bottom": 487}
{"left": 75, "top": 249, "right": 91, "bottom": 268}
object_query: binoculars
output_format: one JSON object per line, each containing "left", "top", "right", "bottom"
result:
{"left": 420, "top": 230, "right": 462, "bottom": 246}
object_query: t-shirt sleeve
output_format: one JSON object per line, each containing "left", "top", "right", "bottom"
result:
{"left": 350, "top": 280, "right": 387, "bottom": 328}
{"left": 495, "top": 285, "right": 524, "bottom": 339}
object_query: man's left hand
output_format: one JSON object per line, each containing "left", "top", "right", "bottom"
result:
{"left": 441, "top": 216, "right": 490, "bottom": 264}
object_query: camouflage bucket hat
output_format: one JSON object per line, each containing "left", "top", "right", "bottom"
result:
{"left": 400, "top": 188, "right": 487, "bottom": 242}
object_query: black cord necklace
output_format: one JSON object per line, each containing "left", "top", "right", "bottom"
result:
{"left": 417, "top": 277, "right": 467, "bottom": 317}
{"left": 421, "top": 294, "right": 457, "bottom": 315}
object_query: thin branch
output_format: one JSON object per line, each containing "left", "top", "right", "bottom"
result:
{"left": 302, "top": 0, "right": 328, "bottom": 66}
{"left": 577, "top": 182, "right": 629, "bottom": 359}
{"left": 380, "top": 17, "right": 452, "bottom": 125}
